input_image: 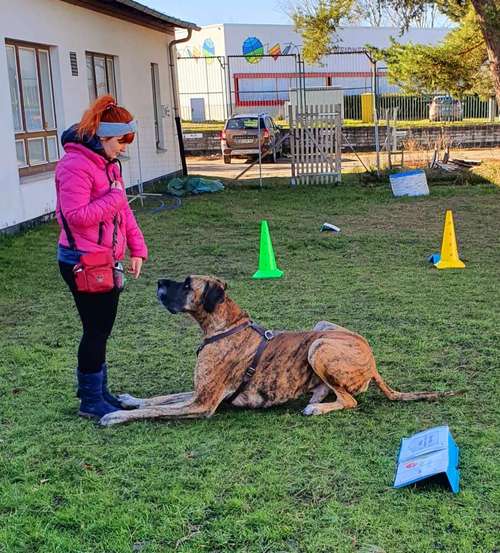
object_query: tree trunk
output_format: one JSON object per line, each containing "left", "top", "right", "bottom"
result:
{"left": 471, "top": 0, "right": 500, "bottom": 110}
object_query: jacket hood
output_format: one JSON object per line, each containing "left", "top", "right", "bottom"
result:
{"left": 61, "top": 124, "right": 104, "bottom": 154}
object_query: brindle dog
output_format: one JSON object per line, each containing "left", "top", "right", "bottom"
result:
{"left": 100, "top": 275, "right": 461, "bottom": 426}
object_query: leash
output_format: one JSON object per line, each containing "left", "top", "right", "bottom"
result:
{"left": 196, "top": 320, "right": 274, "bottom": 403}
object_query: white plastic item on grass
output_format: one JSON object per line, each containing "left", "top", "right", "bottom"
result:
{"left": 321, "top": 222, "right": 341, "bottom": 233}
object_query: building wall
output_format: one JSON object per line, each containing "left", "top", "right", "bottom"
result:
{"left": 176, "top": 24, "right": 227, "bottom": 120}
{"left": 225, "top": 24, "right": 449, "bottom": 102}
{"left": 176, "top": 23, "right": 448, "bottom": 120}
{"left": 221, "top": 23, "right": 447, "bottom": 58}
{"left": 1, "top": 0, "right": 182, "bottom": 230}
{"left": 176, "top": 24, "right": 226, "bottom": 58}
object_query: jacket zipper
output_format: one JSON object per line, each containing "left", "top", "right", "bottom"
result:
{"left": 97, "top": 222, "right": 104, "bottom": 245}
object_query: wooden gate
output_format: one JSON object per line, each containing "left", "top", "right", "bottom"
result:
{"left": 288, "top": 103, "right": 342, "bottom": 185}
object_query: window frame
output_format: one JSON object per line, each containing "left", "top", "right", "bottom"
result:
{"left": 5, "top": 39, "right": 59, "bottom": 177}
{"left": 151, "top": 63, "right": 160, "bottom": 148}
{"left": 86, "top": 51, "right": 117, "bottom": 101}
{"left": 150, "top": 62, "right": 166, "bottom": 150}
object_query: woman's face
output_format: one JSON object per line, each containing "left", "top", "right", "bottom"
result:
{"left": 101, "top": 136, "right": 128, "bottom": 159}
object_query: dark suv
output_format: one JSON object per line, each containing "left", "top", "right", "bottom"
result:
{"left": 220, "top": 114, "right": 282, "bottom": 164}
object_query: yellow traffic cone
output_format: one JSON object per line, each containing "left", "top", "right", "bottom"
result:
{"left": 434, "top": 210, "right": 465, "bottom": 269}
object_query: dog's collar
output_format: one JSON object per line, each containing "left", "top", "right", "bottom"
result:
{"left": 196, "top": 320, "right": 275, "bottom": 404}
{"left": 196, "top": 320, "right": 252, "bottom": 356}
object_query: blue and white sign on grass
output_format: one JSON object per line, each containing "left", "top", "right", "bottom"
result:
{"left": 389, "top": 169, "right": 430, "bottom": 197}
{"left": 394, "top": 426, "right": 460, "bottom": 493}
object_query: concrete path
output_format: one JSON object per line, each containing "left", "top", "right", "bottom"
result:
{"left": 187, "top": 148, "right": 500, "bottom": 180}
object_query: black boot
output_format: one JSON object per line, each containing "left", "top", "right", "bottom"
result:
{"left": 77, "top": 369, "right": 119, "bottom": 418}
{"left": 101, "top": 363, "right": 125, "bottom": 409}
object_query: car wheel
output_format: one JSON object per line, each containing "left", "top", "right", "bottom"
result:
{"left": 223, "top": 155, "right": 231, "bottom": 164}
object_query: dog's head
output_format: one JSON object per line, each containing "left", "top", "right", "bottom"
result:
{"left": 157, "top": 275, "right": 227, "bottom": 315}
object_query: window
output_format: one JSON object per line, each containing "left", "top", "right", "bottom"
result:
{"left": 226, "top": 117, "right": 265, "bottom": 130}
{"left": 5, "top": 40, "right": 59, "bottom": 176}
{"left": 86, "top": 52, "right": 116, "bottom": 101}
{"left": 150, "top": 63, "right": 166, "bottom": 150}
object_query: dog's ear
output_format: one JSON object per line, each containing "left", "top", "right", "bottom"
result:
{"left": 215, "top": 278, "right": 227, "bottom": 291}
{"left": 201, "top": 282, "right": 225, "bottom": 313}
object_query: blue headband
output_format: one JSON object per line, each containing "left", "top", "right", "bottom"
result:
{"left": 96, "top": 120, "right": 137, "bottom": 137}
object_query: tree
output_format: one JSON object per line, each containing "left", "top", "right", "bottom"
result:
{"left": 375, "top": 10, "right": 493, "bottom": 99}
{"left": 353, "top": 0, "right": 444, "bottom": 27}
{"left": 291, "top": 0, "right": 500, "bottom": 108}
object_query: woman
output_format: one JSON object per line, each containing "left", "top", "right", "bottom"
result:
{"left": 56, "top": 94, "right": 148, "bottom": 418}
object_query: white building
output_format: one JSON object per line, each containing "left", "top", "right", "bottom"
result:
{"left": 176, "top": 23, "right": 449, "bottom": 121}
{"left": 1, "top": 0, "right": 199, "bottom": 232}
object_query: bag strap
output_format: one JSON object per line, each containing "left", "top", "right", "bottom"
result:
{"left": 59, "top": 208, "right": 78, "bottom": 251}
{"left": 106, "top": 159, "right": 122, "bottom": 260}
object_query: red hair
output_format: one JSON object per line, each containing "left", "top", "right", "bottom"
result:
{"left": 77, "top": 94, "right": 135, "bottom": 144}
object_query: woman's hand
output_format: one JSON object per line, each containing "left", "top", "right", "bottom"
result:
{"left": 128, "top": 257, "right": 143, "bottom": 279}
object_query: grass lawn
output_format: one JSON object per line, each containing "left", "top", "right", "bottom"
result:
{"left": 1, "top": 176, "right": 499, "bottom": 552}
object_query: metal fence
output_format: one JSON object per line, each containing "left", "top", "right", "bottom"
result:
{"left": 227, "top": 53, "right": 300, "bottom": 120}
{"left": 176, "top": 51, "right": 497, "bottom": 124}
{"left": 177, "top": 55, "right": 228, "bottom": 121}
{"left": 289, "top": 103, "right": 342, "bottom": 185}
{"left": 375, "top": 93, "right": 494, "bottom": 122}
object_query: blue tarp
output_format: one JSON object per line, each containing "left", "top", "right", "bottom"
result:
{"left": 167, "top": 176, "right": 224, "bottom": 197}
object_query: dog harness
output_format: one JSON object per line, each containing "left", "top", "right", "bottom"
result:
{"left": 196, "top": 320, "right": 274, "bottom": 403}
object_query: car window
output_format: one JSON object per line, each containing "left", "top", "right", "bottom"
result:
{"left": 226, "top": 118, "right": 265, "bottom": 130}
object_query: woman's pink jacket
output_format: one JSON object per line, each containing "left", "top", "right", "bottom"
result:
{"left": 55, "top": 143, "right": 147, "bottom": 261}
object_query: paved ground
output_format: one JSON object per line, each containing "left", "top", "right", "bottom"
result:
{"left": 187, "top": 147, "right": 500, "bottom": 180}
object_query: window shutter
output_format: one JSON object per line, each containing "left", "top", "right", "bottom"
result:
{"left": 69, "top": 51, "right": 78, "bottom": 76}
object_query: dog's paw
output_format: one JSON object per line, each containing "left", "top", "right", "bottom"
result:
{"left": 117, "top": 394, "right": 145, "bottom": 409}
{"left": 99, "top": 410, "right": 130, "bottom": 427}
{"left": 302, "top": 404, "right": 321, "bottom": 416}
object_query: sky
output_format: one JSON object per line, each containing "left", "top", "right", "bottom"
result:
{"left": 139, "top": 1, "right": 451, "bottom": 29}
{"left": 140, "top": 0, "right": 292, "bottom": 26}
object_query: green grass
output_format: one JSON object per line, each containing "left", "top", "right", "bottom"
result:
{"left": 1, "top": 176, "right": 499, "bottom": 552}
{"left": 182, "top": 118, "right": 498, "bottom": 133}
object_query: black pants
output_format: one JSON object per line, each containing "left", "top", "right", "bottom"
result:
{"left": 59, "top": 262, "right": 120, "bottom": 373}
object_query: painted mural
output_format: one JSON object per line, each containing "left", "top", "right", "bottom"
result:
{"left": 202, "top": 38, "right": 216, "bottom": 57}
{"left": 178, "top": 35, "right": 301, "bottom": 63}
{"left": 241, "top": 37, "right": 300, "bottom": 63}
{"left": 178, "top": 38, "right": 216, "bottom": 59}
{"left": 242, "top": 36, "right": 264, "bottom": 63}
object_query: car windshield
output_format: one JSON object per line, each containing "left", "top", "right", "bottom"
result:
{"left": 226, "top": 118, "right": 265, "bottom": 130}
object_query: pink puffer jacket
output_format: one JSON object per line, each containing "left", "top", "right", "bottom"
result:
{"left": 55, "top": 143, "right": 147, "bottom": 261}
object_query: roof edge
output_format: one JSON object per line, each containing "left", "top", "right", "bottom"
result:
{"left": 114, "top": 0, "right": 200, "bottom": 30}
{"left": 62, "top": 0, "right": 200, "bottom": 32}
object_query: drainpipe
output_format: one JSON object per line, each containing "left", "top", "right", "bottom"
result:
{"left": 168, "top": 29, "right": 193, "bottom": 176}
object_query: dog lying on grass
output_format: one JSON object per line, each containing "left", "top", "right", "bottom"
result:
{"left": 100, "top": 275, "right": 461, "bottom": 426}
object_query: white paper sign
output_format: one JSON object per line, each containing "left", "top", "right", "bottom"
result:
{"left": 394, "top": 449, "right": 449, "bottom": 488}
{"left": 390, "top": 169, "right": 429, "bottom": 197}
{"left": 398, "top": 426, "right": 449, "bottom": 463}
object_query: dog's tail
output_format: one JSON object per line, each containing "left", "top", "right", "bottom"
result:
{"left": 372, "top": 367, "right": 465, "bottom": 401}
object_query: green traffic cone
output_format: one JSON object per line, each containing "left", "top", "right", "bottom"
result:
{"left": 252, "top": 220, "right": 284, "bottom": 279}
